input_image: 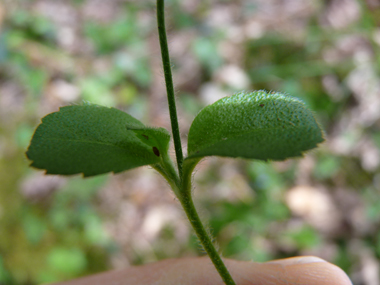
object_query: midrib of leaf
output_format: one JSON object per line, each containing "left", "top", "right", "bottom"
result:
{"left": 42, "top": 137, "right": 142, "bottom": 150}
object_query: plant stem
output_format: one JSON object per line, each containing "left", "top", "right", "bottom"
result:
{"left": 181, "top": 159, "right": 236, "bottom": 284}
{"left": 156, "top": 1, "right": 236, "bottom": 284}
{"left": 180, "top": 188, "right": 236, "bottom": 285}
{"left": 156, "top": 0, "right": 183, "bottom": 177}
{"left": 153, "top": 151, "right": 181, "bottom": 199}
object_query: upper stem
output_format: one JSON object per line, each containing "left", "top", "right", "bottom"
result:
{"left": 156, "top": 0, "right": 184, "bottom": 177}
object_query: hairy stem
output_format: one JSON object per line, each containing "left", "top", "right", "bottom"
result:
{"left": 156, "top": 1, "right": 236, "bottom": 284}
{"left": 180, "top": 185, "right": 236, "bottom": 285}
{"left": 156, "top": 0, "right": 183, "bottom": 177}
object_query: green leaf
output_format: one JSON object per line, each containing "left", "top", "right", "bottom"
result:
{"left": 187, "top": 90, "right": 324, "bottom": 161}
{"left": 26, "top": 104, "right": 170, "bottom": 177}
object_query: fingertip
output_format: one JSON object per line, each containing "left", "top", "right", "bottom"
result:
{"left": 255, "top": 256, "right": 353, "bottom": 285}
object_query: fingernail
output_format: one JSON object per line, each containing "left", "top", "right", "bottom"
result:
{"left": 266, "top": 256, "right": 326, "bottom": 265}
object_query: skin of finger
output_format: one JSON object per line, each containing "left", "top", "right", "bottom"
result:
{"left": 52, "top": 256, "right": 352, "bottom": 285}
{"left": 231, "top": 257, "right": 353, "bottom": 285}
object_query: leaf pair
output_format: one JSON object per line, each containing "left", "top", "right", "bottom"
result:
{"left": 26, "top": 91, "right": 324, "bottom": 177}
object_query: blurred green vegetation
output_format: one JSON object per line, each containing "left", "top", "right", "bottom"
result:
{"left": 1, "top": 1, "right": 380, "bottom": 284}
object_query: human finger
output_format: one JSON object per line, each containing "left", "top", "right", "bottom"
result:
{"left": 53, "top": 256, "right": 352, "bottom": 285}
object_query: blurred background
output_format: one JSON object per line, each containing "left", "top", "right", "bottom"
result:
{"left": 0, "top": 0, "right": 380, "bottom": 284}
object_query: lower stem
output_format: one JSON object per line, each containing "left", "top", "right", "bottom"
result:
{"left": 179, "top": 190, "right": 236, "bottom": 285}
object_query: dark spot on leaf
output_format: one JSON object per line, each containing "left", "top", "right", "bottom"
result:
{"left": 142, "top": 134, "right": 149, "bottom": 140}
{"left": 153, "top": 147, "right": 160, "bottom": 157}
{"left": 259, "top": 104, "right": 264, "bottom": 107}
